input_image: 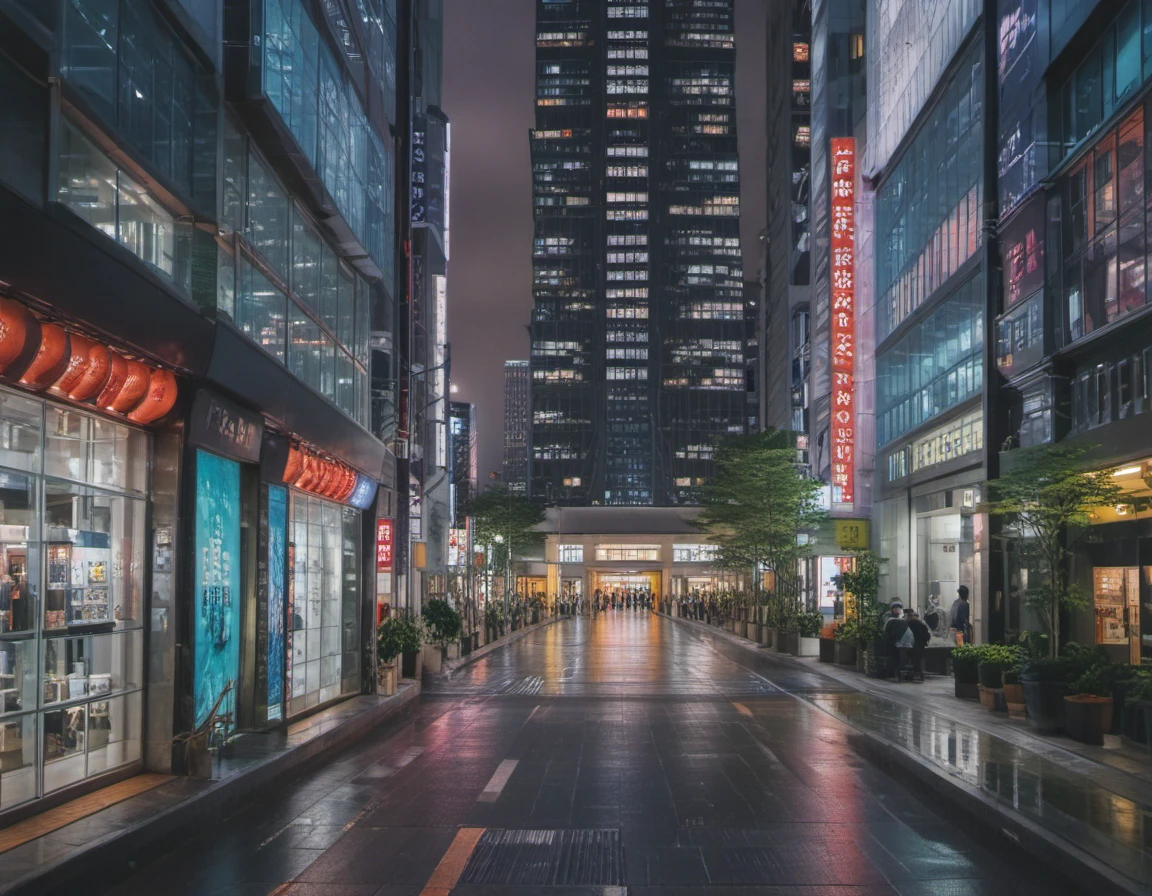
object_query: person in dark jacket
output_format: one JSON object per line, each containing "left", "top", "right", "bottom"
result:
{"left": 906, "top": 609, "right": 931, "bottom": 682}
{"left": 950, "top": 585, "right": 972, "bottom": 644}
{"left": 882, "top": 601, "right": 910, "bottom": 682}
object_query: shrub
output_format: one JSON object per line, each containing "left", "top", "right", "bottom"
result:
{"left": 834, "top": 618, "right": 860, "bottom": 643}
{"left": 974, "top": 644, "right": 1020, "bottom": 668}
{"left": 422, "top": 599, "right": 463, "bottom": 645}
{"left": 797, "top": 610, "right": 823, "bottom": 638}
{"left": 950, "top": 644, "right": 985, "bottom": 663}
{"left": 1127, "top": 671, "right": 1152, "bottom": 703}
{"left": 1019, "top": 656, "right": 1075, "bottom": 682}
{"left": 377, "top": 614, "right": 422, "bottom": 663}
{"left": 1070, "top": 665, "right": 1115, "bottom": 698}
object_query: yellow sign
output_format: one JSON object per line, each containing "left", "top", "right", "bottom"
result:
{"left": 835, "top": 520, "right": 869, "bottom": 550}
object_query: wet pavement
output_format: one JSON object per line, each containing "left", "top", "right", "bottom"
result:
{"left": 91, "top": 613, "right": 1098, "bottom": 895}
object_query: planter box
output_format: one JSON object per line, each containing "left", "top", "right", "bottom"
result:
{"left": 798, "top": 635, "right": 819, "bottom": 657}
{"left": 1064, "top": 695, "right": 1114, "bottom": 746}
{"left": 750, "top": 623, "right": 762, "bottom": 643}
{"left": 737, "top": 621, "right": 748, "bottom": 639}
{"left": 760, "top": 627, "right": 775, "bottom": 648}
{"left": 977, "top": 663, "right": 1005, "bottom": 690}
{"left": 924, "top": 647, "right": 951, "bottom": 675}
{"left": 818, "top": 637, "right": 836, "bottom": 663}
{"left": 978, "top": 685, "right": 1006, "bottom": 711}
{"left": 1002, "top": 682, "right": 1025, "bottom": 706}
{"left": 422, "top": 644, "right": 443, "bottom": 675}
{"left": 778, "top": 631, "right": 798, "bottom": 656}
{"left": 376, "top": 662, "right": 397, "bottom": 696}
{"left": 1022, "top": 679, "right": 1069, "bottom": 734}
{"left": 446, "top": 642, "right": 461, "bottom": 661}
{"left": 401, "top": 650, "right": 423, "bottom": 680}
{"left": 834, "top": 641, "right": 857, "bottom": 666}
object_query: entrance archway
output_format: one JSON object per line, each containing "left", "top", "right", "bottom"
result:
{"left": 590, "top": 571, "right": 662, "bottom": 596}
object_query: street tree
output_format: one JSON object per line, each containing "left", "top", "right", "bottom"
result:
{"left": 467, "top": 487, "right": 546, "bottom": 578}
{"left": 980, "top": 444, "right": 1124, "bottom": 656}
{"left": 696, "top": 429, "right": 824, "bottom": 609}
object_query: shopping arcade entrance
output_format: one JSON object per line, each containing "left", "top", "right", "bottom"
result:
{"left": 590, "top": 571, "right": 662, "bottom": 596}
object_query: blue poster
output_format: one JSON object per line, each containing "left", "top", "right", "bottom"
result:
{"left": 266, "top": 485, "right": 287, "bottom": 720}
{"left": 194, "top": 450, "right": 241, "bottom": 729}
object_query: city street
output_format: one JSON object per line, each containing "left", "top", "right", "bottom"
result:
{"left": 95, "top": 613, "right": 1079, "bottom": 895}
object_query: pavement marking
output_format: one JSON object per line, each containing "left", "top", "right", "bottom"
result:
{"left": 420, "top": 826, "right": 486, "bottom": 896}
{"left": 732, "top": 701, "right": 753, "bottom": 718}
{"left": 528, "top": 704, "right": 541, "bottom": 720}
{"left": 478, "top": 759, "right": 519, "bottom": 802}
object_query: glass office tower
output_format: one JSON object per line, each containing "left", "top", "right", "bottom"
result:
{"left": 530, "top": 0, "right": 747, "bottom": 506}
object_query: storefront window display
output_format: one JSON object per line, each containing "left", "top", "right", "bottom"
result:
{"left": 288, "top": 494, "right": 360, "bottom": 716}
{"left": 0, "top": 389, "right": 148, "bottom": 813}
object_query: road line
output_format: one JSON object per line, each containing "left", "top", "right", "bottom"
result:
{"left": 732, "top": 701, "right": 753, "bottom": 718}
{"left": 478, "top": 758, "right": 519, "bottom": 802}
{"left": 419, "top": 826, "right": 486, "bottom": 896}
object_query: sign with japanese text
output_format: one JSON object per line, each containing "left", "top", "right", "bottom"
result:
{"left": 376, "top": 519, "right": 394, "bottom": 572}
{"left": 829, "top": 137, "right": 856, "bottom": 504}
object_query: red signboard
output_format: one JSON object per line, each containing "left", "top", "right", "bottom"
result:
{"left": 829, "top": 137, "right": 856, "bottom": 505}
{"left": 376, "top": 519, "right": 394, "bottom": 572}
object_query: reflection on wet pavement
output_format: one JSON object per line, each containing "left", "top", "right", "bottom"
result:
{"left": 95, "top": 612, "right": 1095, "bottom": 896}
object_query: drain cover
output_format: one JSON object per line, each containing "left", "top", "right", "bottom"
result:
{"left": 461, "top": 828, "right": 624, "bottom": 886}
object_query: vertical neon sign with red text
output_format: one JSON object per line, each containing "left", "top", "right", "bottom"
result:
{"left": 830, "top": 138, "right": 856, "bottom": 505}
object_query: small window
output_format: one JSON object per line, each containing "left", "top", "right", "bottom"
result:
{"left": 558, "top": 544, "right": 583, "bottom": 563}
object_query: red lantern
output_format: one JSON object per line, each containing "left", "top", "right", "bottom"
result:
{"left": 96, "top": 353, "right": 129, "bottom": 410}
{"left": 68, "top": 342, "right": 112, "bottom": 402}
{"left": 53, "top": 333, "right": 95, "bottom": 396}
{"left": 110, "top": 360, "right": 151, "bottom": 413}
{"left": 283, "top": 444, "right": 304, "bottom": 485}
{"left": 0, "top": 299, "right": 40, "bottom": 378}
{"left": 19, "top": 323, "right": 69, "bottom": 391}
{"left": 127, "top": 368, "right": 178, "bottom": 424}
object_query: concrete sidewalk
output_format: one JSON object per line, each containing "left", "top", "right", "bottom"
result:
{"left": 0, "top": 680, "right": 421, "bottom": 896}
{"left": 666, "top": 611, "right": 1152, "bottom": 895}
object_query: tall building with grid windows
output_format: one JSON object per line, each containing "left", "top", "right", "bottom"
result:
{"left": 529, "top": 0, "right": 747, "bottom": 506}
{"left": 503, "top": 360, "right": 531, "bottom": 494}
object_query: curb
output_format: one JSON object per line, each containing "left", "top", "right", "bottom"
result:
{"left": 4, "top": 681, "right": 421, "bottom": 896}
{"left": 663, "top": 612, "right": 1146, "bottom": 896}
{"left": 431, "top": 616, "right": 568, "bottom": 680}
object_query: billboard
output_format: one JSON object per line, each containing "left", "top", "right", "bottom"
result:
{"left": 376, "top": 519, "right": 394, "bottom": 572}
{"left": 266, "top": 485, "right": 287, "bottom": 721}
{"left": 194, "top": 450, "right": 241, "bottom": 728}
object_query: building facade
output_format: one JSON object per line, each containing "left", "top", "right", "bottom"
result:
{"left": 503, "top": 360, "right": 530, "bottom": 495}
{"left": 993, "top": 0, "right": 1152, "bottom": 662}
{"left": 0, "top": 0, "right": 418, "bottom": 821}
{"left": 761, "top": 0, "right": 813, "bottom": 450}
{"left": 867, "top": 0, "right": 991, "bottom": 634}
{"left": 529, "top": 0, "right": 748, "bottom": 507}
{"left": 449, "top": 401, "right": 477, "bottom": 527}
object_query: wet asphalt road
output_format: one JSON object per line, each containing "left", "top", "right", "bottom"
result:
{"left": 97, "top": 612, "right": 1081, "bottom": 895}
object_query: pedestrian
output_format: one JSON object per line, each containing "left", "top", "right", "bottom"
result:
{"left": 950, "top": 585, "right": 972, "bottom": 645}
{"left": 882, "top": 601, "right": 910, "bottom": 682}
{"left": 906, "top": 609, "right": 930, "bottom": 682}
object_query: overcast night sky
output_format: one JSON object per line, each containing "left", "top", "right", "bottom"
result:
{"left": 442, "top": 0, "right": 768, "bottom": 482}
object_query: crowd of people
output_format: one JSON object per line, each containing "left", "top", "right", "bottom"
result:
{"left": 882, "top": 585, "right": 971, "bottom": 683}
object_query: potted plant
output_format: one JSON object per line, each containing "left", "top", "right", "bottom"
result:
{"left": 833, "top": 618, "right": 858, "bottom": 666}
{"left": 399, "top": 615, "right": 425, "bottom": 680}
{"left": 422, "top": 598, "right": 463, "bottom": 674}
{"left": 1003, "top": 665, "right": 1026, "bottom": 720}
{"left": 484, "top": 604, "right": 504, "bottom": 641}
{"left": 819, "top": 621, "right": 838, "bottom": 663}
{"left": 377, "top": 615, "right": 420, "bottom": 696}
{"left": 950, "top": 644, "right": 982, "bottom": 700}
{"left": 796, "top": 609, "right": 822, "bottom": 656}
{"left": 1019, "top": 655, "right": 1074, "bottom": 733}
{"left": 1064, "top": 665, "right": 1116, "bottom": 746}
{"left": 976, "top": 644, "right": 1017, "bottom": 689}
{"left": 1126, "top": 672, "right": 1152, "bottom": 754}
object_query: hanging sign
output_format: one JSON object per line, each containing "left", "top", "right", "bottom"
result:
{"left": 829, "top": 137, "right": 856, "bottom": 505}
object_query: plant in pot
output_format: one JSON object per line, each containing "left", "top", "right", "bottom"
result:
{"left": 1019, "top": 655, "right": 1074, "bottom": 734}
{"left": 819, "top": 620, "right": 838, "bottom": 663}
{"left": 950, "top": 644, "right": 983, "bottom": 699}
{"left": 795, "top": 609, "right": 823, "bottom": 656}
{"left": 833, "top": 618, "right": 859, "bottom": 666}
{"left": 1125, "top": 671, "right": 1152, "bottom": 753}
{"left": 377, "top": 615, "right": 420, "bottom": 695}
{"left": 976, "top": 644, "right": 1020, "bottom": 690}
{"left": 397, "top": 614, "right": 426, "bottom": 679}
{"left": 422, "top": 598, "right": 463, "bottom": 674}
{"left": 1064, "top": 665, "right": 1116, "bottom": 746}
{"left": 484, "top": 604, "right": 504, "bottom": 641}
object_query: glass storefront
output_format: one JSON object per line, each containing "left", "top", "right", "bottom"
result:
{"left": 288, "top": 493, "right": 360, "bottom": 717}
{"left": 0, "top": 389, "right": 148, "bottom": 812}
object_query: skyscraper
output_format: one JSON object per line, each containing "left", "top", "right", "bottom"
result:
{"left": 530, "top": 0, "right": 746, "bottom": 507}
{"left": 503, "top": 360, "right": 531, "bottom": 494}
{"left": 449, "top": 401, "right": 478, "bottom": 526}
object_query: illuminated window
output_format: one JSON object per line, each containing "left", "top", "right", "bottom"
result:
{"left": 595, "top": 544, "right": 660, "bottom": 561}
{"left": 850, "top": 33, "right": 864, "bottom": 59}
{"left": 673, "top": 545, "right": 717, "bottom": 562}
{"left": 607, "top": 103, "right": 649, "bottom": 119}
{"left": 607, "top": 166, "right": 648, "bottom": 178}
{"left": 558, "top": 544, "right": 584, "bottom": 563}
{"left": 794, "top": 126, "right": 810, "bottom": 146}
{"left": 794, "top": 42, "right": 809, "bottom": 61}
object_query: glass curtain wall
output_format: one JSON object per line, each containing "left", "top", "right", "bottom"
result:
{"left": 287, "top": 494, "right": 360, "bottom": 716}
{"left": 0, "top": 389, "right": 147, "bottom": 813}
